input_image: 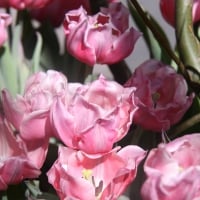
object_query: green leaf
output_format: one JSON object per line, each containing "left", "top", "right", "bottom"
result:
{"left": 0, "top": 42, "right": 19, "bottom": 95}
{"left": 31, "top": 32, "right": 43, "bottom": 73}
{"left": 176, "top": 0, "right": 200, "bottom": 83}
{"left": 37, "top": 22, "right": 60, "bottom": 69}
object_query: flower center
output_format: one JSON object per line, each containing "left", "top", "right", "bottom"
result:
{"left": 81, "top": 168, "right": 103, "bottom": 199}
{"left": 152, "top": 92, "right": 160, "bottom": 108}
{"left": 82, "top": 169, "right": 92, "bottom": 180}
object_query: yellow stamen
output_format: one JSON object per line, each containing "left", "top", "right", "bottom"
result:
{"left": 82, "top": 169, "right": 92, "bottom": 180}
{"left": 152, "top": 92, "right": 160, "bottom": 108}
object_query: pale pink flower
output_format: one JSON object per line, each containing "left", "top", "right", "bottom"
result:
{"left": 124, "top": 59, "right": 194, "bottom": 132}
{"left": 0, "top": 115, "right": 41, "bottom": 190}
{"left": 0, "top": 13, "right": 11, "bottom": 47}
{"left": 1, "top": 70, "right": 68, "bottom": 141}
{"left": 0, "top": 0, "right": 50, "bottom": 10}
{"left": 47, "top": 145, "right": 146, "bottom": 200}
{"left": 51, "top": 75, "right": 137, "bottom": 154}
{"left": 141, "top": 133, "right": 200, "bottom": 200}
{"left": 63, "top": 2, "right": 141, "bottom": 66}
{"left": 160, "top": 0, "right": 200, "bottom": 26}
{"left": 30, "top": 0, "right": 91, "bottom": 27}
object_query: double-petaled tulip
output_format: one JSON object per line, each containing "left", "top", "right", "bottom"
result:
{"left": 63, "top": 2, "right": 141, "bottom": 66}
{"left": 0, "top": 115, "right": 41, "bottom": 190}
{"left": 0, "top": 0, "right": 50, "bottom": 10}
{"left": 47, "top": 145, "right": 146, "bottom": 200}
{"left": 141, "top": 133, "right": 200, "bottom": 200}
{"left": 160, "top": 0, "right": 200, "bottom": 26}
{"left": 51, "top": 75, "right": 137, "bottom": 154}
{"left": 1, "top": 70, "right": 68, "bottom": 141}
{"left": 0, "top": 13, "right": 11, "bottom": 47}
{"left": 124, "top": 59, "right": 194, "bottom": 132}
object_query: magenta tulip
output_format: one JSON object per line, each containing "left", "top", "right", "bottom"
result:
{"left": 63, "top": 2, "right": 141, "bottom": 66}
{"left": 30, "top": 0, "right": 91, "bottom": 27}
{"left": 51, "top": 75, "right": 137, "bottom": 154}
{"left": 0, "top": 115, "right": 41, "bottom": 190}
{"left": 125, "top": 59, "right": 194, "bottom": 132}
{"left": 47, "top": 145, "right": 146, "bottom": 200}
{"left": 141, "top": 133, "right": 200, "bottom": 200}
{"left": 1, "top": 70, "right": 68, "bottom": 141}
{"left": 0, "top": 0, "right": 50, "bottom": 10}
{"left": 160, "top": 0, "right": 200, "bottom": 26}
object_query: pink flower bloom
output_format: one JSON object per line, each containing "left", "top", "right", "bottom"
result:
{"left": 124, "top": 59, "right": 194, "bottom": 132}
{"left": 160, "top": 0, "right": 200, "bottom": 26}
{"left": 30, "top": 0, "right": 91, "bottom": 27}
{"left": 47, "top": 145, "right": 146, "bottom": 200}
{"left": 0, "top": 115, "right": 41, "bottom": 190}
{"left": 63, "top": 2, "right": 141, "bottom": 66}
{"left": 51, "top": 75, "right": 137, "bottom": 154}
{"left": 0, "top": 0, "right": 50, "bottom": 10}
{"left": 141, "top": 133, "right": 200, "bottom": 200}
{"left": 1, "top": 70, "right": 68, "bottom": 141}
{"left": 0, "top": 13, "right": 11, "bottom": 47}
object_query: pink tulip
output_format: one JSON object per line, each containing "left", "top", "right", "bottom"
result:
{"left": 160, "top": 0, "right": 200, "bottom": 26}
{"left": 124, "top": 59, "right": 194, "bottom": 132}
{"left": 141, "top": 133, "right": 200, "bottom": 200}
{"left": 63, "top": 2, "right": 141, "bottom": 66}
{"left": 0, "top": 13, "right": 11, "bottom": 47}
{"left": 0, "top": 115, "right": 41, "bottom": 190}
{"left": 47, "top": 145, "right": 146, "bottom": 200}
{"left": 0, "top": 0, "right": 50, "bottom": 9}
{"left": 51, "top": 75, "right": 137, "bottom": 154}
{"left": 30, "top": 0, "right": 91, "bottom": 27}
{"left": 1, "top": 70, "right": 68, "bottom": 141}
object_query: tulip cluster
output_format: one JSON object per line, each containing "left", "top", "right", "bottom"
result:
{"left": 0, "top": 0, "right": 200, "bottom": 199}
{"left": 1, "top": 70, "right": 146, "bottom": 199}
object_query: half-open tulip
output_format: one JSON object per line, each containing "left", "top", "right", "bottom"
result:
{"left": 141, "top": 133, "right": 200, "bottom": 200}
{"left": 0, "top": 115, "right": 41, "bottom": 190}
{"left": 51, "top": 75, "right": 137, "bottom": 154}
{"left": 125, "top": 59, "right": 194, "bottom": 132}
{"left": 63, "top": 2, "right": 141, "bottom": 66}
{"left": 1, "top": 70, "right": 68, "bottom": 141}
{"left": 47, "top": 145, "right": 146, "bottom": 200}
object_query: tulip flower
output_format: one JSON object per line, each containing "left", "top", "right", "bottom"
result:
{"left": 141, "top": 133, "right": 200, "bottom": 200}
{"left": 30, "top": 0, "right": 91, "bottom": 27}
{"left": 1, "top": 70, "right": 68, "bottom": 141}
{"left": 0, "top": 13, "right": 11, "bottom": 47}
{"left": 51, "top": 75, "right": 137, "bottom": 154}
{"left": 63, "top": 2, "right": 141, "bottom": 66}
{"left": 124, "top": 59, "right": 194, "bottom": 132}
{"left": 0, "top": 0, "right": 50, "bottom": 10}
{"left": 160, "top": 0, "right": 200, "bottom": 26}
{"left": 47, "top": 145, "right": 146, "bottom": 200}
{"left": 0, "top": 115, "right": 41, "bottom": 190}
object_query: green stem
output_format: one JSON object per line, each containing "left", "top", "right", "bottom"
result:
{"left": 109, "top": 60, "right": 132, "bottom": 84}
{"left": 130, "top": 126, "right": 144, "bottom": 145}
{"left": 170, "top": 113, "right": 200, "bottom": 139}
